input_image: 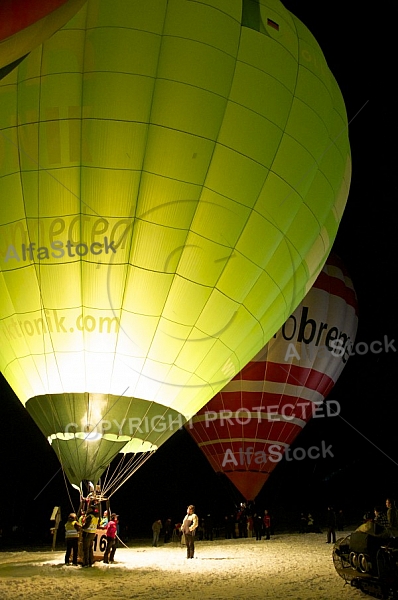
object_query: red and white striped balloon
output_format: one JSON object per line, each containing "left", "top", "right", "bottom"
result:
{"left": 186, "top": 254, "right": 358, "bottom": 501}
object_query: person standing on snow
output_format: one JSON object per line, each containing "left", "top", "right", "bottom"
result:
{"left": 263, "top": 510, "right": 271, "bottom": 540}
{"left": 82, "top": 505, "right": 99, "bottom": 567}
{"left": 152, "top": 519, "right": 162, "bottom": 547}
{"left": 103, "top": 513, "right": 118, "bottom": 564}
{"left": 64, "top": 513, "right": 81, "bottom": 566}
{"left": 181, "top": 505, "right": 198, "bottom": 559}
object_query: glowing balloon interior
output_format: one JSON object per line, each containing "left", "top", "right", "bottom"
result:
{"left": 186, "top": 255, "right": 358, "bottom": 501}
{"left": 0, "top": 0, "right": 351, "bottom": 487}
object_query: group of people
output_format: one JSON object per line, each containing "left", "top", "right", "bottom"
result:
{"left": 151, "top": 518, "right": 174, "bottom": 546}
{"left": 223, "top": 504, "right": 272, "bottom": 540}
{"left": 65, "top": 497, "right": 398, "bottom": 566}
{"left": 152, "top": 506, "right": 199, "bottom": 558}
{"left": 64, "top": 506, "right": 119, "bottom": 567}
{"left": 299, "top": 512, "right": 325, "bottom": 534}
{"left": 250, "top": 510, "right": 271, "bottom": 540}
{"left": 365, "top": 497, "right": 398, "bottom": 536}
{"left": 324, "top": 497, "right": 398, "bottom": 546}
{"left": 151, "top": 503, "right": 273, "bottom": 557}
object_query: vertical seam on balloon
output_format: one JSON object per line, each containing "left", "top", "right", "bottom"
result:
{"left": 257, "top": 12, "right": 304, "bottom": 329}
{"left": 147, "top": 10, "right": 243, "bottom": 371}
{"left": 190, "top": 10, "right": 309, "bottom": 352}
{"left": 105, "top": 6, "right": 170, "bottom": 420}
{"left": 14, "top": 52, "right": 51, "bottom": 403}
{"left": 37, "top": 45, "right": 67, "bottom": 438}
{"left": 80, "top": 0, "right": 89, "bottom": 398}
{"left": 47, "top": 395, "right": 78, "bottom": 488}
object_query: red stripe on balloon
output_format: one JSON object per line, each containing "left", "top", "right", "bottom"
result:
{"left": 196, "top": 393, "right": 317, "bottom": 421}
{"left": 228, "top": 361, "right": 335, "bottom": 394}
{"left": 313, "top": 271, "right": 357, "bottom": 311}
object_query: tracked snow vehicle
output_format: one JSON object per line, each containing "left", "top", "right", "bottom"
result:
{"left": 333, "top": 521, "right": 398, "bottom": 598}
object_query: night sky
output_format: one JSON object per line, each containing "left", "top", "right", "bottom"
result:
{"left": 1, "top": 1, "right": 396, "bottom": 541}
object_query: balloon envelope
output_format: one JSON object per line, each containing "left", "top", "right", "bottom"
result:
{"left": 0, "top": 1, "right": 351, "bottom": 487}
{"left": 186, "top": 254, "right": 358, "bottom": 501}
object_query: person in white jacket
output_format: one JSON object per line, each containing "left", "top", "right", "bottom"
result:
{"left": 181, "top": 505, "right": 198, "bottom": 559}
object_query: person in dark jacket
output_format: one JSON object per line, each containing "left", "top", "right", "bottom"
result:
{"left": 326, "top": 506, "right": 336, "bottom": 544}
{"left": 263, "top": 510, "right": 271, "bottom": 540}
{"left": 336, "top": 509, "right": 344, "bottom": 530}
{"left": 237, "top": 504, "right": 248, "bottom": 538}
{"left": 299, "top": 512, "right": 308, "bottom": 533}
{"left": 253, "top": 513, "right": 263, "bottom": 540}
{"left": 163, "top": 518, "right": 172, "bottom": 543}
{"left": 386, "top": 498, "right": 398, "bottom": 533}
{"left": 152, "top": 519, "right": 162, "bottom": 547}
{"left": 204, "top": 514, "right": 214, "bottom": 541}
{"left": 374, "top": 506, "right": 390, "bottom": 532}
{"left": 224, "top": 514, "right": 236, "bottom": 539}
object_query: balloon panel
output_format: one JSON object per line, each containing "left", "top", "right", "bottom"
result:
{"left": 187, "top": 255, "right": 358, "bottom": 500}
{"left": 0, "top": 0, "right": 351, "bottom": 485}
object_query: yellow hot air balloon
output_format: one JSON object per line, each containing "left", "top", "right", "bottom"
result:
{"left": 0, "top": 0, "right": 351, "bottom": 491}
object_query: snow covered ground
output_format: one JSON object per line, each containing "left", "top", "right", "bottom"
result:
{"left": 0, "top": 532, "right": 366, "bottom": 600}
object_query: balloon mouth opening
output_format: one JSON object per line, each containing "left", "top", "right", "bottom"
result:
{"left": 80, "top": 426, "right": 102, "bottom": 441}
{"left": 82, "top": 430, "right": 102, "bottom": 442}
{"left": 47, "top": 432, "right": 157, "bottom": 453}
